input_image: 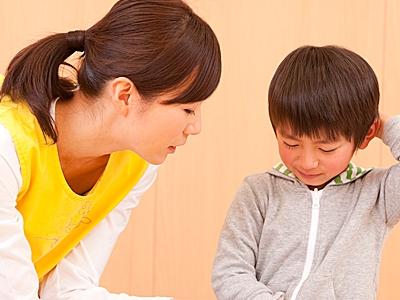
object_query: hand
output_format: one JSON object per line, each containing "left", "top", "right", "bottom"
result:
{"left": 375, "top": 112, "right": 391, "bottom": 139}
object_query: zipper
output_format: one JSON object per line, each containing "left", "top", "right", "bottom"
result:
{"left": 290, "top": 188, "right": 323, "bottom": 300}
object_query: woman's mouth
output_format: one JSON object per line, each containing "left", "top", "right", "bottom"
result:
{"left": 168, "top": 146, "right": 176, "bottom": 153}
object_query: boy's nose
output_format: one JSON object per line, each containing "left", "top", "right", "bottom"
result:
{"left": 299, "top": 152, "right": 319, "bottom": 170}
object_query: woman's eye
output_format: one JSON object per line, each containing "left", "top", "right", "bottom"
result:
{"left": 184, "top": 109, "right": 195, "bottom": 115}
{"left": 284, "top": 142, "right": 298, "bottom": 149}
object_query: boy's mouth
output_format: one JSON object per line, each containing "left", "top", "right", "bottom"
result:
{"left": 296, "top": 169, "right": 322, "bottom": 179}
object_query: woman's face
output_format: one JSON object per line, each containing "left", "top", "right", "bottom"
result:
{"left": 124, "top": 96, "right": 203, "bottom": 165}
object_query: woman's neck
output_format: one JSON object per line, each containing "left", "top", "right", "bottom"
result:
{"left": 54, "top": 91, "right": 116, "bottom": 161}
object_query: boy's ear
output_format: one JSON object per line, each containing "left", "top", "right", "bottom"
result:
{"left": 110, "top": 77, "right": 141, "bottom": 116}
{"left": 359, "top": 118, "right": 380, "bottom": 149}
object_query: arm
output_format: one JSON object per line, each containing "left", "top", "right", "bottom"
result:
{"left": 0, "top": 124, "right": 41, "bottom": 299}
{"left": 39, "top": 164, "right": 172, "bottom": 300}
{"left": 211, "top": 180, "right": 284, "bottom": 300}
{"left": 375, "top": 114, "right": 400, "bottom": 227}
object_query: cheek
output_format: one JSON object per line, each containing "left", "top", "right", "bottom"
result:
{"left": 151, "top": 116, "right": 181, "bottom": 136}
{"left": 165, "top": 121, "right": 184, "bottom": 137}
{"left": 323, "top": 151, "right": 352, "bottom": 171}
{"left": 278, "top": 146, "right": 296, "bottom": 165}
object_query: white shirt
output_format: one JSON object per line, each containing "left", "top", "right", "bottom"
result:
{"left": 0, "top": 122, "right": 171, "bottom": 300}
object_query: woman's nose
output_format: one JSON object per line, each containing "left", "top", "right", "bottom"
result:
{"left": 184, "top": 111, "right": 202, "bottom": 136}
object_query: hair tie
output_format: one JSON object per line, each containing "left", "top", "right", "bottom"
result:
{"left": 66, "top": 30, "right": 86, "bottom": 51}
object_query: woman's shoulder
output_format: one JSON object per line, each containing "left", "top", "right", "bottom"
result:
{"left": 0, "top": 123, "right": 17, "bottom": 158}
{"left": 0, "top": 123, "right": 22, "bottom": 190}
{"left": 0, "top": 99, "right": 48, "bottom": 151}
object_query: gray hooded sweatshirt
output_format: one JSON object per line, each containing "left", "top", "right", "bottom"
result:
{"left": 212, "top": 116, "right": 400, "bottom": 300}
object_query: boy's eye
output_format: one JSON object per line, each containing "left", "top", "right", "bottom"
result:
{"left": 184, "top": 109, "right": 195, "bottom": 115}
{"left": 319, "top": 147, "right": 337, "bottom": 153}
{"left": 283, "top": 141, "right": 298, "bottom": 149}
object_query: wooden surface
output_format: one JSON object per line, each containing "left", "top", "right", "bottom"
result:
{"left": 1, "top": 1, "right": 400, "bottom": 299}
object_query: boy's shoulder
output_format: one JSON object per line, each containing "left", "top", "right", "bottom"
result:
{"left": 364, "top": 165, "right": 400, "bottom": 181}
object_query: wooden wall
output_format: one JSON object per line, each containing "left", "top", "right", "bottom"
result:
{"left": 1, "top": 1, "right": 400, "bottom": 299}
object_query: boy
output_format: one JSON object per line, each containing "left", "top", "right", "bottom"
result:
{"left": 212, "top": 45, "right": 399, "bottom": 299}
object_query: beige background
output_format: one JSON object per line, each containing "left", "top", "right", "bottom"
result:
{"left": 1, "top": 0, "right": 400, "bottom": 299}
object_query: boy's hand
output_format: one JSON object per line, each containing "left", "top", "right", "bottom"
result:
{"left": 375, "top": 113, "right": 391, "bottom": 139}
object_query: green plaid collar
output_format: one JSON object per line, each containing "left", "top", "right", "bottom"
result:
{"left": 273, "top": 162, "right": 371, "bottom": 186}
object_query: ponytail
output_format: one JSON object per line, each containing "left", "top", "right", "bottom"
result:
{"left": 1, "top": 0, "right": 221, "bottom": 144}
{"left": 0, "top": 30, "right": 86, "bottom": 142}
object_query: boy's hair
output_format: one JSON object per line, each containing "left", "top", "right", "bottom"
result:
{"left": 268, "top": 45, "right": 379, "bottom": 149}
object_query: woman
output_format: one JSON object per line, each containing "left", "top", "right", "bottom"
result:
{"left": 0, "top": 0, "right": 221, "bottom": 299}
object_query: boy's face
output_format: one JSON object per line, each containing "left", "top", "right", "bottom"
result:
{"left": 276, "top": 127, "right": 355, "bottom": 189}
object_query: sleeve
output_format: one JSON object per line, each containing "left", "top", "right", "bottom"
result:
{"left": 0, "top": 124, "right": 41, "bottom": 300}
{"left": 39, "top": 164, "right": 172, "bottom": 300}
{"left": 379, "top": 116, "right": 400, "bottom": 227}
{"left": 211, "top": 179, "right": 284, "bottom": 300}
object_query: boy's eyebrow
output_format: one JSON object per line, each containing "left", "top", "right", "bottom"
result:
{"left": 280, "top": 131, "right": 337, "bottom": 144}
{"left": 314, "top": 139, "right": 337, "bottom": 144}
{"left": 280, "top": 131, "right": 300, "bottom": 140}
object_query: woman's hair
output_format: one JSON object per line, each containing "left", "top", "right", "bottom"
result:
{"left": 0, "top": 0, "right": 221, "bottom": 142}
{"left": 268, "top": 45, "right": 379, "bottom": 149}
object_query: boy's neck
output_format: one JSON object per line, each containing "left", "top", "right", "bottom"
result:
{"left": 274, "top": 162, "right": 371, "bottom": 190}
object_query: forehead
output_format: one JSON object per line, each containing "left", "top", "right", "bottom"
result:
{"left": 276, "top": 126, "right": 348, "bottom": 144}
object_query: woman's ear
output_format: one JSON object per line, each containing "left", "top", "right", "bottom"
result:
{"left": 359, "top": 118, "right": 380, "bottom": 149}
{"left": 109, "top": 77, "right": 140, "bottom": 116}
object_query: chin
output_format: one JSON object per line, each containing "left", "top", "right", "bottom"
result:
{"left": 145, "top": 155, "right": 167, "bottom": 165}
{"left": 301, "top": 177, "right": 331, "bottom": 189}
{"left": 296, "top": 175, "right": 326, "bottom": 187}
{"left": 131, "top": 150, "right": 165, "bottom": 165}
